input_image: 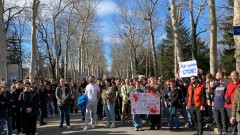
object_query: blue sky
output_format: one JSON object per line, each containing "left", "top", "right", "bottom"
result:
{"left": 96, "top": 0, "right": 118, "bottom": 67}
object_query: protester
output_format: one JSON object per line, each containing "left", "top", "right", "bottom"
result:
{"left": 230, "top": 86, "right": 240, "bottom": 135}
{"left": 19, "top": 82, "right": 39, "bottom": 135}
{"left": 147, "top": 76, "right": 161, "bottom": 130}
{"left": 83, "top": 76, "right": 100, "bottom": 131}
{"left": 102, "top": 79, "right": 116, "bottom": 128}
{"left": 77, "top": 78, "right": 88, "bottom": 120}
{"left": 131, "top": 81, "right": 144, "bottom": 131}
{"left": 12, "top": 81, "right": 23, "bottom": 134}
{"left": 55, "top": 78, "right": 71, "bottom": 129}
{"left": 187, "top": 75, "right": 206, "bottom": 135}
{"left": 165, "top": 80, "right": 180, "bottom": 130}
{"left": 115, "top": 78, "right": 122, "bottom": 121}
{"left": 121, "top": 79, "right": 134, "bottom": 124}
{"left": 207, "top": 71, "right": 228, "bottom": 135}
{"left": 0, "top": 83, "right": 14, "bottom": 135}
{"left": 38, "top": 84, "right": 48, "bottom": 125}
{"left": 205, "top": 74, "right": 214, "bottom": 123}
{"left": 46, "top": 84, "right": 55, "bottom": 117}
{"left": 225, "top": 71, "right": 240, "bottom": 134}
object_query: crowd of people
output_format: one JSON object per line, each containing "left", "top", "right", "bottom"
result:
{"left": 0, "top": 70, "right": 239, "bottom": 135}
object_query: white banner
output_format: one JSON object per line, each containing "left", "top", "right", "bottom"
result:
{"left": 130, "top": 93, "right": 160, "bottom": 114}
{"left": 179, "top": 60, "right": 198, "bottom": 78}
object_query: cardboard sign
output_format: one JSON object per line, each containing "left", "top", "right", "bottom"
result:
{"left": 130, "top": 93, "right": 160, "bottom": 114}
{"left": 179, "top": 60, "right": 198, "bottom": 78}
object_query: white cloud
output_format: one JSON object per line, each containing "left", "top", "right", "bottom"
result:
{"left": 96, "top": 0, "right": 118, "bottom": 16}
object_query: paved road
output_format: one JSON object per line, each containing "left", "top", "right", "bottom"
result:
{"left": 10, "top": 114, "right": 214, "bottom": 135}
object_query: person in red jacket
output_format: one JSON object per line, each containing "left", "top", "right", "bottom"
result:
{"left": 225, "top": 71, "right": 240, "bottom": 135}
{"left": 186, "top": 76, "right": 206, "bottom": 135}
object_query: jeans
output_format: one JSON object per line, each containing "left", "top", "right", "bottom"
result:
{"left": 0, "top": 113, "right": 12, "bottom": 135}
{"left": 213, "top": 107, "right": 228, "bottom": 135}
{"left": 81, "top": 104, "right": 86, "bottom": 116}
{"left": 85, "top": 101, "right": 98, "bottom": 126}
{"left": 169, "top": 107, "right": 180, "bottom": 128}
{"left": 133, "top": 114, "right": 142, "bottom": 128}
{"left": 189, "top": 106, "right": 204, "bottom": 134}
{"left": 47, "top": 101, "right": 55, "bottom": 117}
{"left": 104, "top": 103, "right": 115, "bottom": 122}
{"left": 181, "top": 104, "right": 189, "bottom": 124}
{"left": 58, "top": 103, "right": 70, "bottom": 127}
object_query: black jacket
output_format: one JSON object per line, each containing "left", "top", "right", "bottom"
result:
{"left": 165, "top": 87, "right": 181, "bottom": 108}
{"left": 0, "top": 91, "right": 15, "bottom": 117}
{"left": 38, "top": 89, "right": 48, "bottom": 107}
{"left": 19, "top": 90, "right": 39, "bottom": 116}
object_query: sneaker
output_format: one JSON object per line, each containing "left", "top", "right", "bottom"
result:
{"left": 67, "top": 126, "right": 70, "bottom": 129}
{"left": 18, "top": 132, "right": 23, "bottom": 135}
{"left": 135, "top": 128, "right": 139, "bottom": 131}
{"left": 185, "top": 123, "right": 190, "bottom": 127}
{"left": 138, "top": 128, "right": 142, "bottom": 131}
{"left": 91, "top": 124, "right": 95, "bottom": 129}
{"left": 83, "top": 126, "right": 88, "bottom": 131}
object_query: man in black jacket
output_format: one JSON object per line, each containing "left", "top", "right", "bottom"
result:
{"left": 19, "top": 82, "right": 39, "bottom": 135}
{"left": 0, "top": 83, "right": 15, "bottom": 135}
{"left": 12, "top": 80, "right": 23, "bottom": 134}
{"left": 38, "top": 84, "right": 48, "bottom": 125}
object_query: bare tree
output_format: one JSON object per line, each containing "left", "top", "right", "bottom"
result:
{"left": 29, "top": 0, "right": 40, "bottom": 82}
{"left": 169, "top": 0, "right": 183, "bottom": 75}
{"left": 52, "top": 0, "right": 72, "bottom": 80}
{"left": 209, "top": 0, "right": 217, "bottom": 75}
{"left": 189, "top": 0, "right": 207, "bottom": 60}
{"left": 137, "top": 0, "right": 159, "bottom": 77}
{"left": 234, "top": 0, "right": 240, "bottom": 73}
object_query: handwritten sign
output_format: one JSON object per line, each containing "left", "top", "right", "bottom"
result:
{"left": 179, "top": 60, "right": 198, "bottom": 78}
{"left": 130, "top": 93, "right": 160, "bottom": 114}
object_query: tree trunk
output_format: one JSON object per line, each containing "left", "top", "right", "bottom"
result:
{"left": 170, "top": 0, "right": 183, "bottom": 75}
{"left": 209, "top": 0, "right": 218, "bottom": 75}
{"left": 0, "top": 0, "right": 7, "bottom": 80}
{"left": 189, "top": 0, "right": 197, "bottom": 60}
{"left": 149, "top": 20, "right": 158, "bottom": 77}
{"left": 64, "top": 43, "right": 69, "bottom": 79}
{"left": 29, "top": 0, "right": 40, "bottom": 82}
{"left": 234, "top": 0, "right": 240, "bottom": 73}
{"left": 53, "top": 17, "right": 60, "bottom": 80}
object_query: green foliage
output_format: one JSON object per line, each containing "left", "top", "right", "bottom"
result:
{"left": 218, "top": 0, "right": 235, "bottom": 75}
{"left": 7, "top": 32, "right": 22, "bottom": 64}
{"left": 158, "top": 15, "right": 210, "bottom": 78}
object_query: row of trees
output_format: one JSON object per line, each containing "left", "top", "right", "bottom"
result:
{"left": 110, "top": 0, "right": 240, "bottom": 79}
{"left": 0, "top": 0, "right": 108, "bottom": 82}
